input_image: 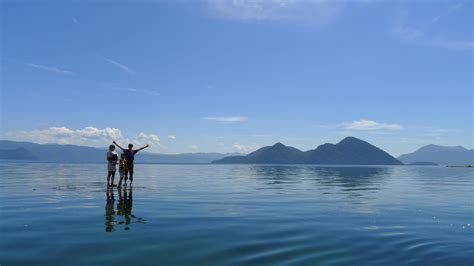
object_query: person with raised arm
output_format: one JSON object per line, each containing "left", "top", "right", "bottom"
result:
{"left": 112, "top": 141, "right": 149, "bottom": 186}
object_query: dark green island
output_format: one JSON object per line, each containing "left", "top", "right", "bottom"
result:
{"left": 213, "top": 137, "right": 403, "bottom": 165}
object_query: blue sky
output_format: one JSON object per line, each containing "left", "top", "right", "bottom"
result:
{"left": 1, "top": 0, "right": 472, "bottom": 155}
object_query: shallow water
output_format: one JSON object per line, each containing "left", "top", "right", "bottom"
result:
{"left": 1, "top": 163, "right": 473, "bottom": 265}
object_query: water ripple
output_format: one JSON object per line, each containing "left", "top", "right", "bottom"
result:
{"left": 1, "top": 163, "right": 473, "bottom": 265}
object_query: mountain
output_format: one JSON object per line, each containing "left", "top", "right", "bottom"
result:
{"left": 0, "top": 140, "right": 237, "bottom": 163}
{"left": 213, "top": 137, "right": 403, "bottom": 165}
{"left": 398, "top": 144, "right": 474, "bottom": 165}
{"left": 305, "top": 137, "right": 402, "bottom": 165}
{"left": 215, "top": 143, "right": 306, "bottom": 164}
{"left": 0, "top": 147, "right": 37, "bottom": 160}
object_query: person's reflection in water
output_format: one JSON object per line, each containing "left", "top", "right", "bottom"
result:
{"left": 105, "top": 188, "right": 116, "bottom": 232}
{"left": 117, "top": 187, "right": 133, "bottom": 230}
{"left": 105, "top": 187, "right": 146, "bottom": 232}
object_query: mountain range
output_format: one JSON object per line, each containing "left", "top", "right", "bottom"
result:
{"left": 397, "top": 144, "right": 474, "bottom": 165}
{"left": 2, "top": 139, "right": 472, "bottom": 165}
{"left": 213, "top": 137, "right": 403, "bottom": 165}
{"left": 0, "top": 140, "right": 237, "bottom": 164}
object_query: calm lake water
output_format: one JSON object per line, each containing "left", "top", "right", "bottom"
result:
{"left": 1, "top": 163, "right": 473, "bottom": 265}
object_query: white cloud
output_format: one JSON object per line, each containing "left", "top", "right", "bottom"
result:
{"left": 130, "top": 133, "right": 163, "bottom": 152}
{"left": 204, "top": 116, "right": 248, "bottom": 123}
{"left": 189, "top": 145, "right": 199, "bottom": 152}
{"left": 76, "top": 126, "right": 124, "bottom": 139}
{"left": 104, "top": 58, "right": 134, "bottom": 75}
{"left": 136, "top": 133, "right": 160, "bottom": 143}
{"left": 1, "top": 126, "right": 162, "bottom": 152}
{"left": 108, "top": 87, "right": 159, "bottom": 97}
{"left": 27, "top": 63, "right": 76, "bottom": 75}
{"left": 168, "top": 135, "right": 176, "bottom": 140}
{"left": 342, "top": 120, "right": 403, "bottom": 131}
{"left": 205, "top": 0, "right": 341, "bottom": 24}
{"left": 232, "top": 143, "right": 261, "bottom": 154}
{"left": 2, "top": 126, "right": 123, "bottom": 145}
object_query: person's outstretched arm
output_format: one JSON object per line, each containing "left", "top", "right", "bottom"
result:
{"left": 113, "top": 141, "right": 126, "bottom": 150}
{"left": 136, "top": 145, "right": 150, "bottom": 152}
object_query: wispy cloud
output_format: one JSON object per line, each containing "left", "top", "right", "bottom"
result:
{"left": 342, "top": 120, "right": 403, "bottom": 131}
{"left": 105, "top": 58, "right": 134, "bottom": 75}
{"left": 205, "top": 0, "right": 341, "bottom": 24}
{"left": 430, "top": 2, "right": 463, "bottom": 24}
{"left": 168, "top": 135, "right": 176, "bottom": 140}
{"left": 203, "top": 116, "right": 248, "bottom": 123}
{"left": 110, "top": 87, "right": 137, "bottom": 92}
{"left": 143, "top": 89, "right": 160, "bottom": 97}
{"left": 27, "top": 63, "right": 76, "bottom": 75}
{"left": 72, "top": 17, "right": 80, "bottom": 25}
{"left": 392, "top": 24, "right": 473, "bottom": 50}
{"left": 391, "top": 2, "right": 472, "bottom": 50}
{"left": 420, "top": 126, "right": 462, "bottom": 138}
{"left": 391, "top": 25, "right": 424, "bottom": 42}
{"left": 232, "top": 143, "right": 260, "bottom": 154}
{"left": 108, "top": 87, "right": 159, "bottom": 96}
{"left": 430, "top": 40, "right": 474, "bottom": 50}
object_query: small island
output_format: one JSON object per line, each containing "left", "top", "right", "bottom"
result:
{"left": 213, "top": 137, "right": 403, "bottom": 165}
{"left": 447, "top": 165, "right": 473, "bottom": 168}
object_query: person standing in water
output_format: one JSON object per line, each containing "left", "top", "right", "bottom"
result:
{"left": 106, "top": 144, "right": 118, "bottom": 187}
{"left": 112, "top": 141, "right": 149, "bottom": 186}
{"left": 117, "top": 153, "right": 128, "bottom": 187}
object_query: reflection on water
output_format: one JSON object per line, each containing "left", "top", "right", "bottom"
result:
{"left": 312, "top": 166, "right": 389, "bottom": 179}
{"left": 105, "top": 188, "right": 115, "bottom": 232}
{"left": 249, "top": 165, "right": 390, "bottom": 191}
{"left": 249, "top": 165, "right": 303, "bottom": 186}
{"left": 104, "top": 187, "right": 146, "bottom": 232}
{"left": 247, "top": 165, "right": 392, "bottom": 214}
{"left": 309, "top": 166, "right": 390, "bottom": 188}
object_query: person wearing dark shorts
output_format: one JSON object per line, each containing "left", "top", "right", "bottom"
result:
{"left": 112, "top": 141, "right": 149, "bottom": 186}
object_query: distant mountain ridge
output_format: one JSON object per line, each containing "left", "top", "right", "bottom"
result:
{"left": 213, "top": 137, "right": 403, "bottom": 165}
{"left": 398, "top": 144, "right": 474, "bottom": 165}
{"left": 0, "top": 140, "right": 238, "bottom": 163}
{"left": 3, "top": 140, "right": 472, "bottom": 166}
{"left": 0, "top": 147, "right": 37, "bottom": 160}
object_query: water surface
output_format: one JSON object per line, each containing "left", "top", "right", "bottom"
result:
{"left": 1, "top": 163, "right": 473, "bottom": 265}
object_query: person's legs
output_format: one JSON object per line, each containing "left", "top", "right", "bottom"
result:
{"left": 124, "top": 168, "right": 129, "bottom": 186}
{"left": 118, "top": 170, "right": 124, "bottom": 186}
{"left": 128, "top": 164, "right": 134, "bottom": 185}
{"left": 110, "top": 171, "right": 116, "bottom": 186}
{"left": 107, "top": 171, "right": 113, "bottom": 186}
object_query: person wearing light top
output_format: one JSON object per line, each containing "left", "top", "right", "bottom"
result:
{"left": 106, "top": 144, "right": 119, "bottom": 187}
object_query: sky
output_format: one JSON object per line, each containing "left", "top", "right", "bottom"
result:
{"left": 1, "top": 0, "right": 473, "bottom": 156}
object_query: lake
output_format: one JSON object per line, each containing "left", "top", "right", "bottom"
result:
{"left": 0, "top": 163, "right": 473, "bottom": 265}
